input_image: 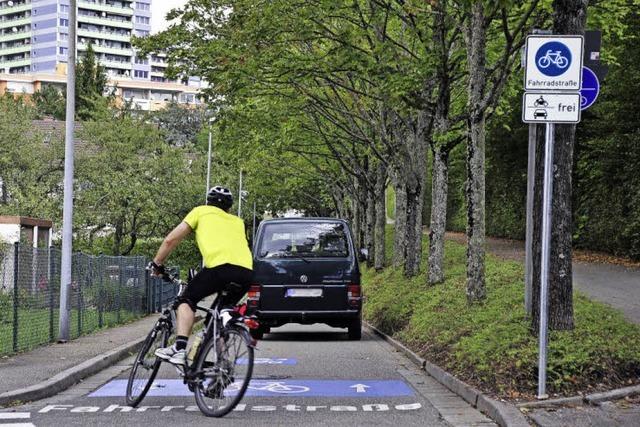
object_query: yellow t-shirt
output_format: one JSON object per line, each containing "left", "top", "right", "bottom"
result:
{"left": 183, "top": 205, "right": 253, "bottom": 270}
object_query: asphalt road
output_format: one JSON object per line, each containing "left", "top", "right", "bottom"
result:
{"left": 1, "top": 324, "right": 495, "bottom": 427}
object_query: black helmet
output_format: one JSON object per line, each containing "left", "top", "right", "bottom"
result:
{"left": 207, "top": 186, "right": 233, "bottom": 211}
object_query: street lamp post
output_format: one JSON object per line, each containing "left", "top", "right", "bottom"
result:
{"left": 237, "top": 169, "right": 243, "bottom": 216}
{"left": 59, "top": 0, "right": 77, "bottom": 342}
{"left": 205, "top": 123, "right": 213, "bottom": 202}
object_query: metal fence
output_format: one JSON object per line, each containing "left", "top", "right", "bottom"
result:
{"left": 0, "top": 242, "right": 178, "bottom": 356}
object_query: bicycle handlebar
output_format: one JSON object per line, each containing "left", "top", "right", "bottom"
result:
{"left": 146, "top": 264, "right": 185, "bottom": 287}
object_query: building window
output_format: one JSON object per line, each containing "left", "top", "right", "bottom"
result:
{"left": 134, "top": 70, "right": 148, "bottom": 78}
{"left": 60, "top": 18, "right": 69, "bottom": 27}
{"left": 135, "top": 16, "right": 150, "bottom": 25}
{"left": 59, "top": 33, "right": 68, "bottom": 41}
{"left": 136, "top": 2, "right": 150, "bottom": 11}
{"left": 59, "top": 47, "right": 68, "bottom": 55}
{"left": 60, "top": 4, "right": 69, "bottom": 13}
{"left": 135, "top": 30, "right": 150, "bottom": 37}
{"left": 134, "top": 56, "right": 148, "bottom": 65}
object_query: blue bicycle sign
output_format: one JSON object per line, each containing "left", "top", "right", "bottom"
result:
{"left": 535, "top": 41, "right": 572, "bottom": 77}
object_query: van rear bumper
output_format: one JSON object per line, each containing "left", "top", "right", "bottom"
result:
{"left": 255, "top": 309, "right": 360, "bottom": 326}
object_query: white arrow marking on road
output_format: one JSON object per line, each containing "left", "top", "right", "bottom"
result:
{"left": 350, "top": 384, "right": 370, "bottom": 393}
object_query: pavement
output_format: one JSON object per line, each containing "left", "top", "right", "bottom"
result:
{"left": 444, "top": 232, "right": 640, "bottom": 324}
{"left": 0, "top": 315, "right": 158, "bottom": 404}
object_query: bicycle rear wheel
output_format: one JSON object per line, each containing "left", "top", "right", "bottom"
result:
{"left": 125, "top": 322, "right": 170, "bottom": 407}
{"left": 194, "top": 326, "right": 254, "bottom": 417}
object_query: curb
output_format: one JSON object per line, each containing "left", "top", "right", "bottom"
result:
{"left": 516, "top": 384, "right": 640, "bottom": 409}
{"left": 364, "top": 322, "right": 530, "bottom": 427}
{"left": 0, "top": 336, "right": 146, "bottom": 408}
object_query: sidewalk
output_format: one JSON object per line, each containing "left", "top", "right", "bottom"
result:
{"left": 0, "top": 314, "right": 158, "bottom": 406}
{"left": 444, "top": 231, "right": 640, "bottom": 324}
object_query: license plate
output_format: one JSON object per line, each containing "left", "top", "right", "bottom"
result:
{"left": 286, "top": 288, "right": 323, "bottom": 297}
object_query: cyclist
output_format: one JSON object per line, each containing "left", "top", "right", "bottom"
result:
{"left": 149, "top": 186, "right": 253, "bottom": 365}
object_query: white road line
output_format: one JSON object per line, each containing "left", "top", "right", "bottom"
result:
{"left": 2, "top": 424, "right": 36, "bottom": 427}
{"left": 0, "top": 413, "right": 31, "bottom": 419}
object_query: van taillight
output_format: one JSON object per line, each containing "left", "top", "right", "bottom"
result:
{"left": 347, "top": 284, "right": 361, "bottom": 298}
{"left": 347, "top": 284, "right": 361, "bottom": 307}
{"left": 247, "top": 285, "right": 261, "bottom": 308}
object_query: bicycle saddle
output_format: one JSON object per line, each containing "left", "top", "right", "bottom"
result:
{"left": 225, "top": 282, "right": 244, "bottom": 293}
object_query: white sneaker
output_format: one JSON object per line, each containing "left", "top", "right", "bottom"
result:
{"left": 155, "top": 346, "right": 186, "bottom": 365}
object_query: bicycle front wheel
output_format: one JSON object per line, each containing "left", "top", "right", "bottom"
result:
{"left": 125, "top": 322, "right": 169, "bottom": 407}
{"left": 194, "top": 327, "right": 254, "bottom": 417}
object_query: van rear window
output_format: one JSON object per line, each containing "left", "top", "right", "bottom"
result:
{"left": 258, "top": 222, "right": 349, "bottom": 258}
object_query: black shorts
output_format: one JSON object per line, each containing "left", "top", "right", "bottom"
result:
{"left": 179, "top": 264, "right": 253, "bottom": 312}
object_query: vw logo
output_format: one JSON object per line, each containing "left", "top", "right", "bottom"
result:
{"left": 300, "top": 275, "right": 308, "bottom": 283}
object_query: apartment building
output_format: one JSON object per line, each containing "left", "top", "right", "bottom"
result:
{"left": 0, "top": 0, "right": 152, "bottom": 77}
{"left": 0, "top": 70, "right": 204, "bottom": 110}
{"left": 0, "top": 1, "right": 205, "bottom": 110}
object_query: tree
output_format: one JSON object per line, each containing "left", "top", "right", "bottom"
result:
{"left": 0, "top": 96, "right": 64, "bottom": 219}
{"left": 149, "top": 102, "right": 210, "bottom": 147}
{"left": 459, "top": 0, "right": 542, "bottom": 303}
{"left": 75, "top": 108, "right": 201, "bottom": 255}
{"left": 75, "top": 43, "right": 108, "bottom": 120}
{"left": 530, "top": 0, "right": 588, "bottom": 332}
{"left": 32, "top": 85, "right": 66, "bottom": 120}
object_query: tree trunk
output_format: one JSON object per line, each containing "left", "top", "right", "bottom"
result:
{"left": 351, "top": 180, "right": 362, "bottom": 251}
{"left": 428, "top": 148, "right": 449, "bottom": 284}
{"left": 464, "top": 2, "right": 487, "bottom": 303}
{"left": 365, "top": 183, "right": 376, "bottom": 268}
{"left": 374, "top": 162, "right": 387, "bottom": 271}
{"left": 531, "top": 0, "right": 587, "bottom": 331}
{"left": 392, "top": 178, "right": 407, "bottom": 268}
{"left": 404, "top": 183, "right": 424, "bottom": 277}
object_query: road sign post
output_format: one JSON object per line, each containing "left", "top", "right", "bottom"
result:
{"left": 522, "top": 34, "right": 584, "bottom": 399}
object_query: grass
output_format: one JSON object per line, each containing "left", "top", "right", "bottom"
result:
{"left": 0, "top": 308, "right": 141, "bottom": 356}
{"left": 362, "top": 226, "right": 640, "bottom": 400}
{"left": 385, "top": 186, "right": 396, "bottom": 221}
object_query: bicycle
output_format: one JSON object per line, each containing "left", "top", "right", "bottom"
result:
{"left": 125, "top": 268, "right": 259, "bottom": 417}
{"left": 537, "top": 50, "right": 569, "bottom": 69}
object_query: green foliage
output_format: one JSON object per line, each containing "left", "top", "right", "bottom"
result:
{"left": 148, "top": 102, "right": 211, "bottom": 147}
{"left": 363, "top": 227, "right": 640, "bottom": 396}
{"left": 75, "top": 107, "right": 202, "bottom": 255}
{"left": 75, "top": 43, "right": 109, "bottom": 120}
{"left": 32, "top": 85, "right": 66, "bottom": 120}
{"left": 0, "top": 96, "right": 64, "bottom": 219}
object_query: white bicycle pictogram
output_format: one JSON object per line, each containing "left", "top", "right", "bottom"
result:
{"left": 227, "top": 381, "right": 310, "bottom": 394}
{"left": 537, "top": 50, "right": 569, "bottom": 69}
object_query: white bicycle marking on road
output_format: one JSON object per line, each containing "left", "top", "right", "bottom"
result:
{"left": 228, "top": 381, "right": 310, "bottom": 394}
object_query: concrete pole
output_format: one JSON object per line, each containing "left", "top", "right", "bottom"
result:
{"left": 59, "top": 0, "right": 77, "bottom": 343}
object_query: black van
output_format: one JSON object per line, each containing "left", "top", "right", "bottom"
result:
{"left": 246, "top": 218, "right": 362, "bottom": 340}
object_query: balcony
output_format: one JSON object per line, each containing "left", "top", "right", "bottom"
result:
{"left": 0, "top": 30, "right": 30, "bottom": 42}
{"left": 0, "top": 43, "right": 30, "bottom": 55}
{"left": 1, "top": 56, "right": 30, "bottom": 67}
{"left": 0, "top": 16, "right": 30, "bottom": 30}
{"left": 78, "top": 1, "right": 134, "bottom": 17}
{"left": 0, "top": 2, "right": 31, "bottom": 15}
{"left": 101, "top": 59, "right": 131, "bottom": 70}
{"left": 77, "top": 27, "right": 130, "bottom": 43}
{"left": 78, "top": 42, "right": 132, "bottom": 57}
{"left": 77, "top": 14, "right": 132, "bottom": 30}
